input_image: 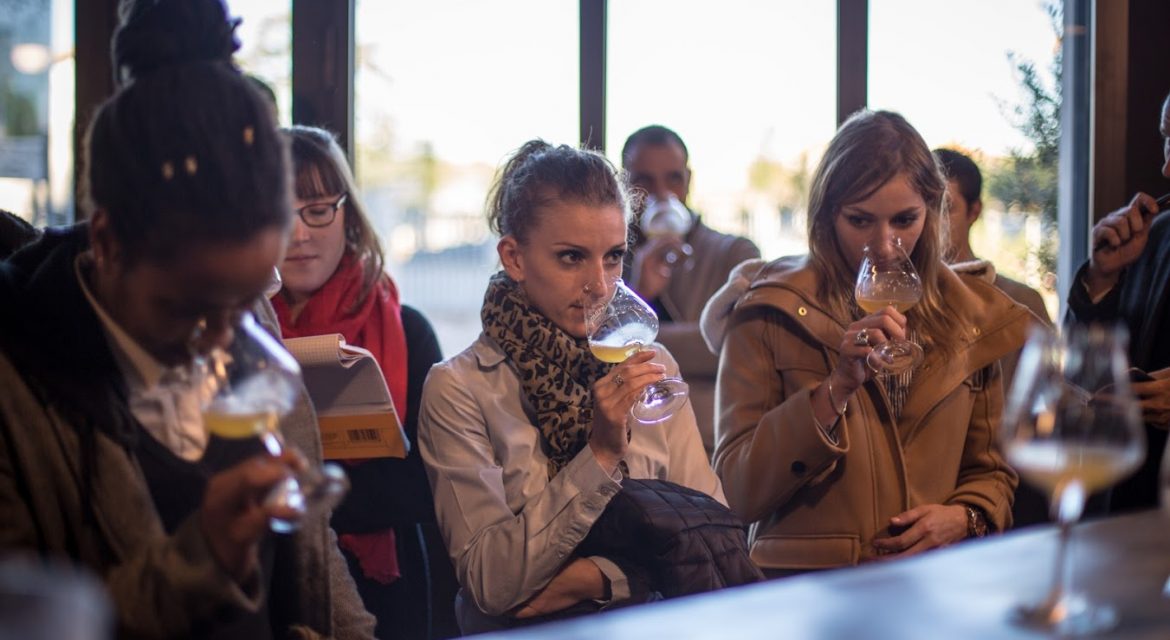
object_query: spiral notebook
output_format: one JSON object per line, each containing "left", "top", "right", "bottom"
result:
{"left": 283, "top": 334, "right": 407, "bottom": 460}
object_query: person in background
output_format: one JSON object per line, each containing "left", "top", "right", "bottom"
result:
{"left": 707, "top": 111, "right": 1030, "bottom": 577}
{"left": 0, "top": 0, "right": 373, "bottom": 637}
{"left": 273, "top": 125, "right": 455, "bottom": 640}
{"left": 622, "top": 125, "right": 761, "bottom": 457}
{"left": 933, "top": 148, "right": 1055, "bottom": 528}
{"left": 934, "top": 148, "right": 1051, "bottom": 329}
{"left": 419, "top": 140, "right": 723, "bottom": 633}
{"left": 1066, "top": 90, "right": 1170, "bottom": 514}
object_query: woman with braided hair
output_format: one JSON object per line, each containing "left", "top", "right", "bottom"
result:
{"left": 0, "top": 0, "right": 373, "bottom": 637}
{"left": 418, "top": 140, "right": 723, "bottom": 633}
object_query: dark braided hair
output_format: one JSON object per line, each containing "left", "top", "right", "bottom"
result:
{"left": 82, "top": 0, "right": 291, "bottom": 266}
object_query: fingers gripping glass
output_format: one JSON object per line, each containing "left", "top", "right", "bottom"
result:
{"left": 853, "top": 238, "right": 924, "bottom": 376}
{"left": 1001, "top": 324, "right": 1145, "bottom": 635}
{"left": 584, "top": 278, "right": 689, "bottom": 424}
{"left": 193, "top": 312, "right": 349, "bottom": 533}
{"left": 296, "top": 193, "right": 347, "bottom": 228}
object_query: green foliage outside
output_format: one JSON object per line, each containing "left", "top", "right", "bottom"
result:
{"left": 986, "top": 0, "right": 1062, "bottom": 275}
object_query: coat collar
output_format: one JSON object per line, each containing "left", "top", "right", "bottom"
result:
{"left": 471, "top": 332, "right": 507, "bottom": 368}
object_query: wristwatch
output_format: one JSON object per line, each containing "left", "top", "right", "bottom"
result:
{"left": 965, "top": 505, "right": 988, "bottom": 538}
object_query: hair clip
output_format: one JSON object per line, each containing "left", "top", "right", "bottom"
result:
{"left": 184, "top": 156, "right": 198, "bottom": 176}
{"left": 161, "top": 161, "right": 175, "bottom": 181}
{"left": 243, "top": 126, "right": 255, "bottom": 146}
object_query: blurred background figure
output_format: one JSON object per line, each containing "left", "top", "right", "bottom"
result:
{"left": 934, "top": 148, "right": 1055, "bottom": 529}
{"left": 1066, "top": 90, "right": 1170, "bottom": 515}
{"left": 274, "top": 125, "right": 456, "bottom": 640}
{"left": 622, "top": 125, "right": 760, "bottom": 457}
{"left": 935, "top": 148, "right": 1051, "bottom": 330}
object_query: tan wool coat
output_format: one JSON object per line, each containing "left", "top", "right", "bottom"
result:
{"left": 712, "top": 256, "right": 1031, "bottom": 572}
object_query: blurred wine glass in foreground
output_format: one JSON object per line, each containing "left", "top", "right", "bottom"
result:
{"left": 1001, "top": 324, "right": 1145, "bottom": 635}
{"left": 196, "top": 311, "right": 349, "bottom": 533}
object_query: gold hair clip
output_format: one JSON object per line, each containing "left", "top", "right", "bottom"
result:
{"left": 184, "top": 156, "right": 198, "bottom": 176}
{"left": 243, "top": 126, "right": 255, "bottom": 146}
{"left": 161, "top": 161, "right": 175, "bottom": 181}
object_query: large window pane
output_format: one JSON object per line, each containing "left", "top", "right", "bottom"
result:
{"left": 0, "top": 0, "right": 73, "bottom": 226}
{"left": 355, "top": 0, "right": 578, "bottom": 355}
{"left": 229, "top": 0, "right": 292, "bottom": 126}
{"left": 870, "top": 0, "right": 1061, "bottom": 318}
{"left": 607, "top": 1, "right": 838, "bottom": 261}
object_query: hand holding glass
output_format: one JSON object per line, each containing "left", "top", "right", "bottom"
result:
{"left": 853, "top": 238, "right": 923, "bottom": 375}
{"left": 196, "top": 312, "right": 349, "bottom": 533}
{"left": 1001, "top": 324, "right": 1145, "bottom": 635}
{"left": 584, "top": 278, "right": 689, "bottom": 424}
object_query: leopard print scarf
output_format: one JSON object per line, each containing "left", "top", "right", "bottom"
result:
{"left": 481, "top": 272, "right": 613, "bottom": 479}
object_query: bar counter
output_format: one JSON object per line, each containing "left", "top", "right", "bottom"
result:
{"left": 480, "top": 509, "right": 1170, "bottom": 639}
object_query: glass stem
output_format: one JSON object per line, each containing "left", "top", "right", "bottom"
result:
{"left": 1043, "top": 480, "right": 1086, "bottom": 610}
{"left": 261, "top": 430, "right": 284, "bottom": 457}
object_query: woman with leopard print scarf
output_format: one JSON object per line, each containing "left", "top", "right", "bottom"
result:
{"left": 418, "top": 140, "right": 724, "bottom": 634}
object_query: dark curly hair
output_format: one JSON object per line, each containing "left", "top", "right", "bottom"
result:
{"left": 82, "top": 0, "right": 291, "bottom": 265}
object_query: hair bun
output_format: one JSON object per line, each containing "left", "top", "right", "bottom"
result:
{"left": 113, "top": 0, "right": 240, "bottom": 83}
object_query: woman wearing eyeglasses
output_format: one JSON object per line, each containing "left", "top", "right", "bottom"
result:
{"left": 273, "top": 125, "right": 453, "bottom": 640}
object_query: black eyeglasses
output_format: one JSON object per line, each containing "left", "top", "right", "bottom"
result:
{"left": 295, "top": 193, "right": 347, "bottom": 228}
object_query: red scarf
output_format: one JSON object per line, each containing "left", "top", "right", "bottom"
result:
{"left": 273, "top": 254, "right": 408, "bottom": 585}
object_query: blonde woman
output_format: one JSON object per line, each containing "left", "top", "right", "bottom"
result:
{"left": 708, "top": 111, "right": 1030, "bottom": 577}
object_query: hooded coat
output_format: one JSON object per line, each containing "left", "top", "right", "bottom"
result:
{"left": 707, "top": 256, "right": 1030, "bottom": 572}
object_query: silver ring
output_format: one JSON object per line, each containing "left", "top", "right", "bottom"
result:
{"left": 613, "top": 373, "right": 625, "bottom": 387}
{"left": 854, "top": 329, "right": 870, "bottom": 347}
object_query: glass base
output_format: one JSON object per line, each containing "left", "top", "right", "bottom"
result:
{"left": 631, "top": 377, "right": 689, "bottom": 424}
{"left": 267, "top": 476, "right": 307, "bottom": 533}
{"left": 866, "top": 340, "right": 924, "bottom": 376}
{"left": 266, "top": 463, "right": 350, "bottom": 533}
{"left": 1012, "top": 593, "right": 1118, "bottom": 636}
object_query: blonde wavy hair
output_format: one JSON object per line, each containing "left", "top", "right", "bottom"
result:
{"left": 806, "top": 110, "right": 960, "bottom": 358}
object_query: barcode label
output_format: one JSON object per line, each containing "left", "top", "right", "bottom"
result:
{"left": 319, "top": 414, "right": 404, "bottom": 460}
{"left": 348, "top": 429, "right": 381, "bottom": 442}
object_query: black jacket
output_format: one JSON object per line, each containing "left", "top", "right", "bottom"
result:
{"left": 1067, "top": 213, "right": 1170, "bottom": 512}
{"left": 578, "top": 478, "right": 762, "bottom": 598}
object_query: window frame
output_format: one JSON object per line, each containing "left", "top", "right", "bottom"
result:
{"left": 71, "top": 0, "right": 1093, "bottom": 318}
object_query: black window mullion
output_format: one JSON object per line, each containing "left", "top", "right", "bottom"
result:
{"left": 580, "top": 0, "right": 606, "bottom": 151}
{"left": 837, "top": 0, "right": 867, "bottom": 125}
{"left": 291, "top": 0, "right": 355, "bottom": 166}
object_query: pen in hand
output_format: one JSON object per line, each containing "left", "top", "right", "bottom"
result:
{"left": 1091, "top": 192, "right": 1170, "bottom": 253}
